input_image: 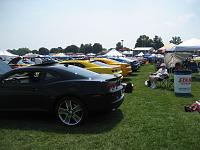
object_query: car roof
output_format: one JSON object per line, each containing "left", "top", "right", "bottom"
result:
{"left": 15, "top": 63, "right": 64, "bottom": 71}
{"left": 60, "top": 60, "right": 103, "bottom": 68}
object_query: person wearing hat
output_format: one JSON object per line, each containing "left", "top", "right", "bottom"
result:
{"left": 149, "top": 63, "right": 169, "bottom": 89}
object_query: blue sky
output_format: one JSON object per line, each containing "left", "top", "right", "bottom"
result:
{"left": 0, "top": 0, "right": 200, "bottom": 50}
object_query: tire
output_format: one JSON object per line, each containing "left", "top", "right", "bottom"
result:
{"left": 55, "top": 97, "right": 87, "bottom": 126}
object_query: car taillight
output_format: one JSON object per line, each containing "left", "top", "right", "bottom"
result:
{"left": 107, "top": 82, "right": 118, "bottom": 92}
{"left": 13, "top": 65, "right": 20, "bottom": 69}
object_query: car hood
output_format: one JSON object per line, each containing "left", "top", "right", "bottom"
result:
{"left": 0, "top": 60, "right": 12, "bottom": 75}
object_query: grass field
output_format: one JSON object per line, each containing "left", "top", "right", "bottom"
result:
{"left": 0, "top": 64, "right": 200, "bottom": 150}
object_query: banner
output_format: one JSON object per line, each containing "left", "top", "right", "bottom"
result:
{"left": 174, "top": 71, "right": 192, "bottom": 94}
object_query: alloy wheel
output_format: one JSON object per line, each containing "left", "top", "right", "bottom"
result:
{"left": 57, "top": 98, "right": 84, "bottom": 126}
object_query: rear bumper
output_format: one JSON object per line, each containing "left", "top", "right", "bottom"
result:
{"left": 83, "top": 90, "right": 125, "bottom": 112}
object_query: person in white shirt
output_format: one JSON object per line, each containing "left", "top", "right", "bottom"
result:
{"left": 149, "top": 63, "right": 168, "bottom": 89}
{"left": 34, "top": 56, "right": 43, "bottom": 64}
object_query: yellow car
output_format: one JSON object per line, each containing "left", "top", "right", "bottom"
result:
{"left": 60, "top": 60, "right": 122, "bottom": 75}
{"left": 92, "top": 58, "right": 132, "bottom": 76}
{"left": 193, "top": 57, "right": 200, "bottom": 67}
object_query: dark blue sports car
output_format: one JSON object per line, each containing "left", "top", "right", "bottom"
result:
{"left": 0, "top": 63, "right": 125, "bottom": 126}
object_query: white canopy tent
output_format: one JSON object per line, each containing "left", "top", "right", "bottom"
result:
{"left": 0, "top": 50, "right": 18, "bottom": 60}
{"left": 168, "top": 38, "right": 200, "bottom": 52}
{"left": 164, "top": 52, "right": 192, "bottom": 69}
{"left": 159, "top": 43, "right": 175, "bottom": 53}
{"left": 104, "top": 49, "right": 123, "bottom": 57}
{"left": 23, "top": 53, "right": 39, "bottom": 58}
{"left": 136, "top": 52, "right": 144, "bottom": 57}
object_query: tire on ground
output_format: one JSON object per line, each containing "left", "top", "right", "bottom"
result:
{"left": 55, "top": 97, "right": 87, "bottom": 126}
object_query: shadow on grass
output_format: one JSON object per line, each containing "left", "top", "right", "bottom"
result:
{"left": 175, "top": 93, "right": 194, "bottom": 98}
{"left": 130, "top": 72, "right": 139, "bottom": 76}
{"left": 0, "top": 109, "right": 123, "bottom": 134}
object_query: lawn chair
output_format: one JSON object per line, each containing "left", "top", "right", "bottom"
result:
{"left": 156, "top": 74, "right": 169, "bottom": 88}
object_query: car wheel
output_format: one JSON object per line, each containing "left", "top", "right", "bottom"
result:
{"left": 55, "top": 97, "right": 87, "bottom": 126}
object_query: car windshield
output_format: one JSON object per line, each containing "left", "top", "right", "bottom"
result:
{"left": 112, "top": 57, "right": 132, "bottom": 62}
{"left": 0, "top": 60, "right": 12, "bottom": 75}
{"left": 18, "top": 59, "right": 35, "bottom": 65}
{"left": 59, "top": 64, "right": 99, "bottom": 78}
{"left": 91, "top": 61, "right": 111, "bottom": 67}
{"left": 107, "top": 59, "right": 121, "bottom": 63}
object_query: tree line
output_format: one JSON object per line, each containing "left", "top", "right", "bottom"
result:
{"left": 7, "top": 36, "right": 182, "bottom": 56}
{"left": 8, "top": 43, "right": 105, "bottom": 56}
{"left": 133, "top": 35, "right": 182, "bottom": 50}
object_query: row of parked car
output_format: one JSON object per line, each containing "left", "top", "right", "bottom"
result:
{"left": 0, "top": 57, "right": 137, "bottom": 126}
{"left": 6, "top": 56, "right": 140, "bottom": 75}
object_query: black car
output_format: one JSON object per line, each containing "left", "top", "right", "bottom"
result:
{"left": 0, "top": 63, "right": 124, "bottom": 126}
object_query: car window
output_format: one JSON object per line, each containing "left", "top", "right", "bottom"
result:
{"left": 91, "top": 61, "right": 111, "bottom": 67}
{"left": 2, "top": 71, "right": 42, "bottom": 85}
{"left": 71, "top": 63, "right": 85, "bottom": 68}
{"left": 107, "top": 59, "right": 121, "bottom": 63}
{"left": 59, "top": 65, "right": 99, "bottom": 78}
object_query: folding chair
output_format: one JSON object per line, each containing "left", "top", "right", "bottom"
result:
{"left": 157, "top": 74, "right": 174, "bottom": 90}
{"left": 156, "top": 75, "right": 169, "bottom": 88}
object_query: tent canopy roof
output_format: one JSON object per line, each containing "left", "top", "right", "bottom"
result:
{"left": 159, "top": 43, "right": 175, "bottom": 51}
{"left": 133, "top": 47, "right": 154, "bottom": 51}
{"left": 169, "top": 38, "right": 200, "bottom": 52}
{"left": 0, "top": 50, "right": 18, "bottom": 57}
{"left": 104, "top": 49, "right": 123, "bottom": 57}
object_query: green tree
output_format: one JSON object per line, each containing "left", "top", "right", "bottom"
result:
{"left": 152, "top": 35, "right": 164, "bottom": 50}
{"left": 39, "top": 47, "right": 49, "bottom": 55}
{"left": 50, "top": 47, "right": 63, "bottom": 53}
{"left": 31, "top": 50, "right": 38, "bottom": 54}
{"left": 79, "top": 44, "right": 85, "bottom": 53}
{"left": 169, "top": 36, "right": 182, "bottom": 45}
{"left": 135, "top": 35, "right": 153, "bottom": 48}
{"left": 57, "top": 47, "right": 63, "bottom": 53}
{"left": 92, "top": 43, "right": 103, "bottom": 54}
{"left": 64, "top": 45, "right": 79, "bottom": 53}
{"left": 8, "top": 48, "right": 31, "bottom": 56}
{"left": 84, "top": 44, "right": 93, "bottom": 54}
{"left": 79, "top": 44, "right": 93, "bottom": 54}
{"left": 116, "top": 42, "right": 123, "bottom": 50}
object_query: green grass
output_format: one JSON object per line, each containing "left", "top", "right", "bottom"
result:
{"left": 1, "top": 64, "right": 200, "bottom": 150}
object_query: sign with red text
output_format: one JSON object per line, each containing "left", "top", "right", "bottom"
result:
{"left": 174, "top": 75, "right": 192, "bottom": 93}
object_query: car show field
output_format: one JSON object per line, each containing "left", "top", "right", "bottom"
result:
{"left": 0, "top": 64, "right": 200, "bottom": 150}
